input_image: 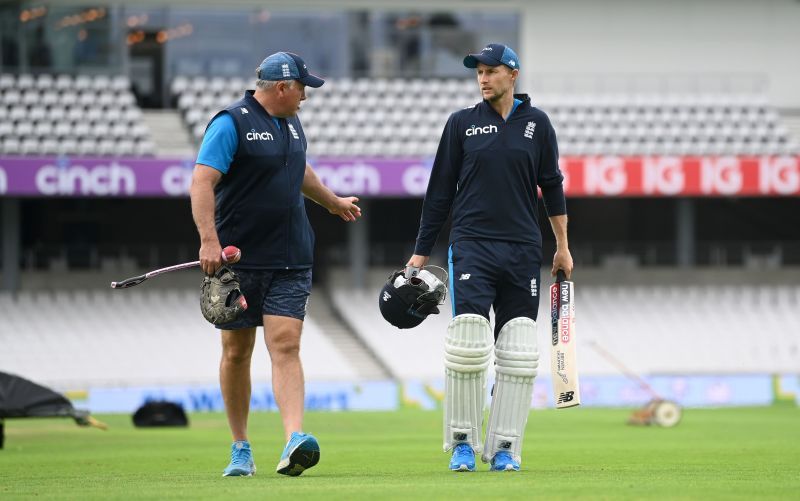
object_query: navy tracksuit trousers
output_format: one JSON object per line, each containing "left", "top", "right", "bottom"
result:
{"left": 448, "top": 240, "right": 542, "bottom": 338}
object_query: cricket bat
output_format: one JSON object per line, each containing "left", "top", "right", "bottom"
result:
{"left": 550, "top": 270, "right": 581, "bottom": 408}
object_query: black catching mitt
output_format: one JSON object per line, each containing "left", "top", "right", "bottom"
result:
{"left": 200, "top": 266, "right": 248, "bottom": 324}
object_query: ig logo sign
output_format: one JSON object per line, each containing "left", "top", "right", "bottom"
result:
{"left": 759, "top": 157, "right": 799, "bottom": 195}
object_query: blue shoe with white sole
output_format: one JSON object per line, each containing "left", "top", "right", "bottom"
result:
{"left": 222, "top": 440, "right": 256, "bottom": 477}
{"left": 276, "top": 432, "right": 320, "bottom": 476}
{"left": 449, "top": 443, "right": 476, "bottom": 472}
{"left": 490, "top": 451, "right": 520, "bottom": 471}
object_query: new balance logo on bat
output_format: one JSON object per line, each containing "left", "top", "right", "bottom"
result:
{"left": 557, "top": 391, "right": 574, "bottom": 404}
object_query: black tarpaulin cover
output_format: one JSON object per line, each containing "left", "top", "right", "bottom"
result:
{"left": 0, "top": 371, "right": 107, "bottom": 448}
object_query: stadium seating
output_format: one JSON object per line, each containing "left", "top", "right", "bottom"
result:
{"left": 0, "top": 73, "right": 156, "bottom": 157}
{"left": 332, "top": 278, "right": 800, "bottom": 379}
{"left": 171, "top": 76, "right": 799, "bottom": 157}
{"left": 0, "top": 289, "right": 358, "bottom": 389}
{"left": 2, "top": 279, "right": 796, "bottom": 387}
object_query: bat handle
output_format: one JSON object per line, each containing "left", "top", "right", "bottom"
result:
{"left": 556, "top": 269, "right": 567, "bottom": 282}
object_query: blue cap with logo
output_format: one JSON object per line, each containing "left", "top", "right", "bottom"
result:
{"left": 256, "top": 51, "right": 325, "bottom": 88}
{"left": 463, "top": 43, "right": 520, "bottom": 70}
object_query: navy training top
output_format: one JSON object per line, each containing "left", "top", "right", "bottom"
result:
{"left": 199, "top": 91, "right": 314, "bottom": 269}
{"left": 414, "top": 94, "right": 566, "bottom": 256}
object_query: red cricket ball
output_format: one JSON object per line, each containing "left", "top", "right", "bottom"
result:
{"left": 222, "top": 246, "right": 241, "bottom": 264}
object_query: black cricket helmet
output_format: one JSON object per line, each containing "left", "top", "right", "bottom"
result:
{"left": 379, "top": 267, "right": 448, "bottom": 329}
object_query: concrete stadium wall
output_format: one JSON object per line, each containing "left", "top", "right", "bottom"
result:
{"left": 518, "top": 0, "right": 800, "bottom": 107}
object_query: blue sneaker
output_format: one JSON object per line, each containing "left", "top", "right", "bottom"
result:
{"left": 449, "top": 443, "right": 476, "bottom": 472}
{"left": 222, "top": 440, "right": 256, "bottom": 477}
{"left": 490, "top": 451, "right": 520, "bottom": 472}
{"left": 276, "top": 432, "right": 320, "bottom": 476}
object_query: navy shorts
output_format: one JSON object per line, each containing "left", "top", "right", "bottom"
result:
{"left": 448, "top": 240, "right": 542, "bottom": 338}
{"left": 215, "top": 268, "right": 312, "bottom": 330}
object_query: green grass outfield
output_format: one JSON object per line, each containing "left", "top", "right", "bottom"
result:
{"left": 1, "top": 406, "right": 798, "bottom": 500}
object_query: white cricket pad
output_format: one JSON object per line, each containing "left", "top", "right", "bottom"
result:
{"left": 443, "top": 314, "right": 492, "bottom": 453}
{"left": 482, "top": 317, "right": 539, "bottom": 464}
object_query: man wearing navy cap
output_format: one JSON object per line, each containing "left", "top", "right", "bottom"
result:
{"left": 406, "top": 43, "right": 573, "bottom": 472}
{"left": 190, "top": 51, "right": 361, "bottom": 477}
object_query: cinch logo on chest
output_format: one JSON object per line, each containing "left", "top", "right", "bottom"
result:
{"left": 246, "top": 129, "right": 274, "bottom": 141}
{"left": 466, "top": 124, "right": 498, "bottom": 137}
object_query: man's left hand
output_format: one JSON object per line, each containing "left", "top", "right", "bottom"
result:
{"left": 329, "top": 196, "right": 362, "bottom": 222}
{"left": 551, "top": 248, "right": 574, "bottom": 279}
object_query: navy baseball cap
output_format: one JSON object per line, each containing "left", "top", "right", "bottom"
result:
{"left": 256, "top": 51, "right": 325, "bottom": 88}
{"left": 463, "top": 43, "right": 520, "bottom": 70}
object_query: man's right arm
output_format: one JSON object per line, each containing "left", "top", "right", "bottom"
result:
{"left": 190, "top": 113, "right": 238, "bottom": 275}
{"left": 408, "top": 113, "right": 462, "bottom": 268}
{"left": 191, "top": 165, "right": 224, "bottom": 275}
{"left": 537, "top": 114, "right": 573, "bottom": 278}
